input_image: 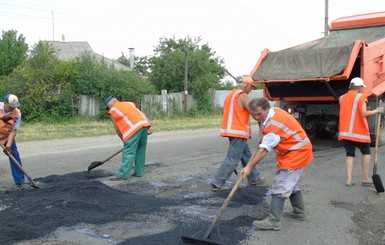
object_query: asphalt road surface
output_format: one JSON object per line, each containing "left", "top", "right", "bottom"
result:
{"left": 1, "top": 126, "right": 385, "bottom": 245}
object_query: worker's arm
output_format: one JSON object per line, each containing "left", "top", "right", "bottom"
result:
{"left": 238, "top": 93, "right": 250, "bottom": 111}
{"left": 241, "top": 147, "right": 268, "bottom": 178}
{"left": 362, "top": 102, "right": 383, "bottom": 117}
{"left": 110, "top": 116, "right": 123, "bottom": 141}
{"left": 241, "top": 132, "right": 280, "bottom": 178}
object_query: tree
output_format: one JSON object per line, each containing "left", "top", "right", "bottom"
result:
{"left": 117, "top": 53, "right": 151, "bottom": 76}
{"left": 9, "top": 41, "right": 76, "bottom": 121}
{"left": 74, "top": 53, "right": 154, "bottom": 106}
{"left": 0, "top": 30, "right": 28, "bottom": 77}
{"left": 149, "top": 36, "right": 225, "bottom": 111}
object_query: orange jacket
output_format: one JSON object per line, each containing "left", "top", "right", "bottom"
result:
{"left": 338, "top": 91, "right": 370, "bottom": 143}
{"left": 220, "top": 89, "right": 251, "bottom": 139}
{"left": 263, "top": 108, "right": 313, "bottom": 170}
{"left": 108, "top": 101, "right": 151, "bottom": 143}
{"left": 0, "top": 103, "right": 20, "bottom": 145}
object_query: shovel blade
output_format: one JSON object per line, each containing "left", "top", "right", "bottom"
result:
{"left": 372, "top": 174, "right": 384, "bottom": 193}
{"left": 181, "top": 235, "right": 225, "bottom": 245}
{"left": 87, "top": 161, "right": 103, "bottom": 172}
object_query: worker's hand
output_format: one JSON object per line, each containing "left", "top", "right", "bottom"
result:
{"left": 377, "top": 107, "right": 384, "bottom": 114}
{"left": 1, "top": 114, "right": 13, "bottom": 122}
{"left": 3, "top": 146, "right": 11, "bottom": 156}
{"left": 241, "top": 166, "right": 251, "bottom": 179}
{"left": 148, "top": 126, "right": 153, "bottom": 135}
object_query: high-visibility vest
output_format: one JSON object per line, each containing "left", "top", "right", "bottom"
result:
{"left": 108, "top": 101, "right": 151, "bottom": 143}
{"left": 263, "top": 108, "right": 313, "bottom": 170}
{"left": 338, "top": 91, "right": 370, "bottom": 143}
{"left": 0, "top": 102, "right": 20, "bottom": 145}
{"left": 220, "top": 89, "right": 251, "bottom": 139}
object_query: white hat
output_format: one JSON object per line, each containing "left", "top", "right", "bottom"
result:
{"left": 350, "top": 77, "right": 366, "bottom": 88}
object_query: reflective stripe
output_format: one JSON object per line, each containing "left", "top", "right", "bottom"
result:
{"left": 340, "top": 93, "right": 370, "bottom": 140}
{"left": 338, "top": 132, "right": 371, "bottom": 140}
{"left": 111, "top": 107, "right": 149, "bottom": 140}
{"left": 221, "top": 90, "right": 251, "bottom": 137}
{"left": 220, "top": 128, "right": 250, "bottom": 137}
{"left": 266, "top": 119, "right": 310, "bottom": 155}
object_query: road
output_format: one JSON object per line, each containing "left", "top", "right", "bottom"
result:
{"left": 1, "top": 127, "right": 385, "bottom": 245}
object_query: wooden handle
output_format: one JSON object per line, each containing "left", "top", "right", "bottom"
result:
{"left": 374, "top": 100, "right": 382, "bottom": 168}
{"left": 0, "top": 144, "right": 39, "bottom": 188}
{"left": 203, "top": 176, "right": 243, "bottom": 239}
{"left": 102, "top": 149, "right": 122, "bottom": 164}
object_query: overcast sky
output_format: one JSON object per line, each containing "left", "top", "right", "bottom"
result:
{"left": 1, "top": 0, "right": 383, "bottom": 77}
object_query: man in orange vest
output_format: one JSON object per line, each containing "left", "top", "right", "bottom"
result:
{"left": 211, "top": 78, "right": 265, "bottom": 191}
{"left": 0, "top": 94, "right": 25, "bottom": 187}
{"left": 241, "top": 98, "right": 313, "bottom": 231}
{"left": 105, "top": 96, "right": 152, "bottom": 181}
{"left": 338, "top": 77, "right": 384, "bottom": 187}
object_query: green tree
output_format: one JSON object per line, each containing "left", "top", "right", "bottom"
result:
{"left": 117, "top": 53, "right": 151, "bottom": 76}
{"left": 74, "top": 53, "right": 154, "bottom": 106}
{"left": 150, "top": 36, "right": 225, "bottom": 111}
{"left": 10, "top": 41, "right": 76, "bottom": 121}
{"left": 0, "top": 30, "right": 28, "bottom": 77}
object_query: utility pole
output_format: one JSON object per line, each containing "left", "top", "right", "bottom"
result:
{"left": 184, "top": 48, "right": 189, "bottom": 112}
{"left": 52, "top": 11, "right": 55, "bottom": 41}
{"left": 324, "top": 0, "right": 329, "bottom": 36}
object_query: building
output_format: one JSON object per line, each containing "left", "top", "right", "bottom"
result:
{"left": 44, "top": 41, "right": 131, "bottom": 71}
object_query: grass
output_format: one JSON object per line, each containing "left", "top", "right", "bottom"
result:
{"left": 17, "top": 114, "right": 225, "bottom": 142}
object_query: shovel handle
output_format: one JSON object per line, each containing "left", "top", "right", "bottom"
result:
{"left": 0, "top": 144, "right": 39, "bottom": 188}
{"left": 203, "top": 176, "right": 243, "bottom": 239}
{"left": 101, "top": 149, "right": 122, "bottom": 164}
{"left": 374, "top": 100, "right": 382, "bottom": 169}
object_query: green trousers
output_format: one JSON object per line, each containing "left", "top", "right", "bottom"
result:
{"left": 117, "top": 127, "right": 148, "bottom": 179}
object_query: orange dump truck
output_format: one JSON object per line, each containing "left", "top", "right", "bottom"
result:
{"left": 250, "top": 11, "right": 385, "bottom": 145}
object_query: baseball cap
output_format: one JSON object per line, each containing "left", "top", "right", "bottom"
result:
{"left": 4, "top": 94, "right": 20, "bottom": 108}
{"left": 241, "top": 76, "right": 256, "bottom": 87}
{"left": 104, "top": 95, "right": 115, "bottom": 106}
{"left": 350, "top": 77, "right": 366, "bottom": 88}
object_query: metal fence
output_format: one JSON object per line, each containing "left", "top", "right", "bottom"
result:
{"left": 76, "top": 89, "right": 268, "bottom": 117}
{"left": 140, "top": 89, "right": 265, "bottom": 117}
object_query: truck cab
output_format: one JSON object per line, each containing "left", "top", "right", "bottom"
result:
{"left": 250, "top": 12, "right": 385, "bottom": 145}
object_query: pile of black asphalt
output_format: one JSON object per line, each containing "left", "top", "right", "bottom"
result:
{"left": 0, "top": 170, "right": 267, "bottom": 245}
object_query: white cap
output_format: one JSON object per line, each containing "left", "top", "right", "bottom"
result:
{"left": 350, "top": 77, "right": 366, "bottom": 88}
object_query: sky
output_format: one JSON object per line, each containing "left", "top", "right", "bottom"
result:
{"left": 1, "top": 0, "right": 384, "bottom": 77}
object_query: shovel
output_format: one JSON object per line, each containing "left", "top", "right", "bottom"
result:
{"left": 87, "top": 149, "right": 122, "bottom": 172}
{"left": 1, "top": 144, "right": 39, "bottom": 189}
{"left": 372, "top": 100, "right": 384, "bottom": 193}
{"left": 181, "top": 176, "right": 243, "bottom": 245}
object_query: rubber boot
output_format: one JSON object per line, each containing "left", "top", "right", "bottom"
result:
{"left": 253, "top": 195, "right": 285, "bottom": 231}
{"left": 283, "top": 191, "right": 306, "bottom": 221}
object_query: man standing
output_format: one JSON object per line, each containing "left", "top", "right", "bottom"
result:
{"left": 241, "top": 98, "right": 313, "bottom": 231}
{"left": 338, "top": 77, "right": 383, "bottom": 187}
{"left": 211, "top": 78, "right": 264, "bottom": 191}
{"left": 0, "top": 94, "right": 25, "bottom": 186}
{"left": 105, "top": 96, "right": 152, "bottom": 181}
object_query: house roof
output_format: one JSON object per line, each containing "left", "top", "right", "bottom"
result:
{"left": 45, "top": 41, "right": 131, "bottom": 71}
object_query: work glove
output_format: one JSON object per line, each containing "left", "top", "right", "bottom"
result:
{"left": 377, "top": 107, "right": 384, "bottom": 114}
{"left": 3, "top": 146, "right": 11, "bottom": 156}
{"left": 1, "top": 114, "right": 13, "bottom": 122}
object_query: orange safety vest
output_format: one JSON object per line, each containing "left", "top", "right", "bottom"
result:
{"left": 108, "top": 101, "right": 151, "bottom": 143}
{"left": 338, "top": 91, "right": 370, "bottom": 143}
{"left": 0, "top": 102, "right": 20, "bottom": 145}
{"left": 263, "top": 108, "right": 313, "bottom": 170}
{"left": 220, "top": 89, "right": 251, "bottom": 139}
